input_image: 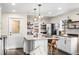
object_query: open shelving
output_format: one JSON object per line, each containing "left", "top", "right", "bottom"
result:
{"left": 68, "top": 21, "right": 79, "bottom": 29}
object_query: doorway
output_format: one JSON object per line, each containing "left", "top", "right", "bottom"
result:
{"left": 5, "top": 17, "right": 24, "bottom": 55}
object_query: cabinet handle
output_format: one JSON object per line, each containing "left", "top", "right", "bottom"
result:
{"left": 65, "top": 40, "right": 66, "bottom": 44}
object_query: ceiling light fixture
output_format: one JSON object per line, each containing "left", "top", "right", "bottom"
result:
{"left": 12, "top": 9, "right": 16, "bottom": 12}
{"left": 48, "top": 12, "right": 52, "bottom": 15}
{"left": 33, "top": 8, "right": 37, "bottom": 21}
{"left": 12, "top": 3, "right": 16, "bottom": 5}
{"left": 38, "top": 4, "right": 42, "bottom": 19}
{"left": 0, "top": 7, "right": 1, "bottom": 10}
{"left": 58, "top": 8, "right": 62, "bottom": 10}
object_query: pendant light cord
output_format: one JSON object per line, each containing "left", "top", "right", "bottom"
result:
{"left": 34, "top": 8, "right": 36, "bottom": 18}
{"left": 38, "top": 4, "right": 42, "bottom": 18}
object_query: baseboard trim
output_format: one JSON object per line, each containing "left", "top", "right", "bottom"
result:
{"left": 24, "top": 52, "right": 30, "bottom": 55}
{"left": 58, "top": 49, "right": 71, "bottom": 55}
{"left": 6, "top": 48, "right": 23, "bottom": 50}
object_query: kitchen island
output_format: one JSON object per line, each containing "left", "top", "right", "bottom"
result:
{"left": 23, "top": 35, "right": 79, "bottom": 55}
{"left": 23, "top": 35, "right": 58, "bottom": 55}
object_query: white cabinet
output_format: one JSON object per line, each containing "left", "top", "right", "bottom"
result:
{"left": 57, "top": 37, "right": 66, "bottom": 51}
{"left": 23, "top": 39, "right": 34, "bottom": 54}
{"left": 30, "top": 40, "right": 48, "bottom": 55}
{"left": 57, "top": 38, "right": 62, "bottom": 50}
{"left": 30, "top": 46, "right": 47, "bottom": 55}
{"left": 23, "top": 39, "right": 29, "bottom": 54}
{"left": 65, "top": 38, "right": 71, "bottom": 53}
{"left": 66, "top": 37, "right": 77, "bottom": 54}
{"left": 57, "top": 36, "right": 78, "bottom": 54}
{"left": 23, "top": 39, "right": 48, "bottom": 55}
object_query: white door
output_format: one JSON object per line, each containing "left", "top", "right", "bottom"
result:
{"left": 7, "top": 17, "right": 23, "bottom": 49}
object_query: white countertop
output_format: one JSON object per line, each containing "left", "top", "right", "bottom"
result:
{"left": 24, "top": 35, "right": 78, "bottom": 40}
{"left": 24, "top": 35, "right": 59, "bottom": 40}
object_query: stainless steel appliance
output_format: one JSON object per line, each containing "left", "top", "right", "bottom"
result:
{"left": 46, "top": 24, "right": 56, "bottom": 36}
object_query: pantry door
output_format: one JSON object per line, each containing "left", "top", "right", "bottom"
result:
{"left": 7, "top": 17, "right": 22, "bottom": 49}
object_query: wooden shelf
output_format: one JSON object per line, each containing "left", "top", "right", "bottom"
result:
{"left": 68, "top": 21, "right": 79, "bottom": 29}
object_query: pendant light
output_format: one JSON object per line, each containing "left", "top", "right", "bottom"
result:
{"left": 33, "top": 8, "right": 37, "bottom": 21}
{"left": 38, "top": 4, "right": 42, "bottom": 19}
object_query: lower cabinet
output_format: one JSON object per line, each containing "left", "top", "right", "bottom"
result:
{"left": 30, "top": 40, "right": 48, "bottom": 55}
{"left": 57, "top": 36, "right": 78, "bottom": 55}
{"left": 57, "top": 37, "right": 66, "bottom": 51}
{"left": 65, "top": 39, "right": 71, "bottom": 53}
{"left": 23, "top": 39, "right": 48, "bottom": 55}
{"left": 23, "top": 39, "right": 30, "bottom": 54}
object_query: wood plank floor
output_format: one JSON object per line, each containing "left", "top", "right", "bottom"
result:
{"left": 6, "top": 48, "right": 24, "bottom": 55}
{"left": 48, "top": 49, "right": 70, "bottom": 55}
{"left": 5, "top": 48, "right": 70, "bottom": 55}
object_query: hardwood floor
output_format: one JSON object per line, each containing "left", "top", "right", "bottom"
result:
{"left": 48, "top": 49, "right": 70, "bottom": 55}
{"left": 6, "top": 48, "right": 24, "bottom": 55}
{"left": 5, "top": 48, "right": 70, "bottom": 55}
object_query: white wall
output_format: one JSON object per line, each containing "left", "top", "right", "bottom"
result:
{"left": 50, "top": 9, "right": 79, "bottom": 34}
{"left": 2, "top": 13, "right": 27, "bottom": 49}
{"left": 0, "top": 7, "right": 3, "bottom": 55}
{"left": 2, "top": 13, "right": 27, "bottom": 35}
{"left": 0, "top": 7, "right": 1, "bottom": 36}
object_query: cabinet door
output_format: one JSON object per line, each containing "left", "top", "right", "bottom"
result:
{"left": 71, "top": 38, "right": 77, "bottom": 54}
{"left": 66, "top": 38, "right": 77, "bottom": 54}
{"left": 65, "top": 38, "right": 71, "bottom": 54}
{"left": 61, "top": 38, "right": 67, "bottom": 51}
{"left": 30, "top": 40, "right": 48, "bottom": 55}
{"left": 23, "top": 39, "right": 30, "bottom": 54}
{"left": 57, "top": 38, "right": 62, "bottom": 50}
{"left": 57, "top": 37, "right": 66, "bottom": 51}
{"left": 34, "top": 40, "right": 40, "bottom": 48}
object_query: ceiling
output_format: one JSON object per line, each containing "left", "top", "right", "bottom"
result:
{"left": 0, "top": 3, "right": 79, "bottom": 16}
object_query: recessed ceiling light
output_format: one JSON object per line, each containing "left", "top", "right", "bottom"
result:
{"left": 12, "top": 3, "right": 16, "bottom": 5}
{"left": 48, "top": 12, "right": 52, "bottom": 14}
{"left": 0, "top": 7, "right": 1, "bottom": 10}
{"left": 12, "top": 10, "right": 16, "bottom": 12}
{"left": 34, "top": 18, "right": 37, "bottom": 21}
{"left": 58, "top": 8, "right": 62, "bottom": 10}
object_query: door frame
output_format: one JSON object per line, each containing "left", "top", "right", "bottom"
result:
{"left": 6, "top": 16, "right": 25, "bottom": 49}
{"left": 8, "top": 16, "right": 24, "bottom": 37}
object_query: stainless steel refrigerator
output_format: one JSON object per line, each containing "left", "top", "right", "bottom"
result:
{"left": 46, "top": 24, "right": 56, "bottom": 36}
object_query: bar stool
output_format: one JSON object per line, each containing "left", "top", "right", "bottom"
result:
{"left": 49, "top": 36, "right": 58, "bottom": 55}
